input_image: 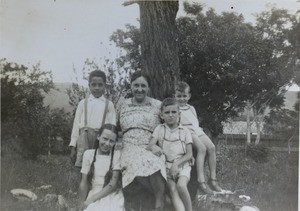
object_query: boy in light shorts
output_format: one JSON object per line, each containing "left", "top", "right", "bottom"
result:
{"left": 147, "top": 98, "right": 193, "bottom": 211}
{"left": 175, "top": 81, "right": 222, "bottom": 194}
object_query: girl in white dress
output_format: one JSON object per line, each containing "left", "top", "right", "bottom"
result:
{"left": 78, "top": 124, "right": 125, "bottom": 211}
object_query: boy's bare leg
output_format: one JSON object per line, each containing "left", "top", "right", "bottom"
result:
{"left": 177, "top": 176, "right": 192, "bottom": 211}
{"left": 199, "top": 135, "right": 222, "bottom": 191}
{"left": 192, "top": 134, "right": 206, "bottom": 182}
{"left": 192, "top": 134, "right": 213, "bottom": 194}
{"left": 167, "top": 179, "right": 185, "bottom": 211}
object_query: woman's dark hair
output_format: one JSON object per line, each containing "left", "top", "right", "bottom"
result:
{"left": 86, "top": 124, "right": 117, "bottom": 189}
{"left": 89, "top": 70, "right": 107, "bottom": 83}
{"left": 130, "top": 70, "right": 151, "bottom": 87}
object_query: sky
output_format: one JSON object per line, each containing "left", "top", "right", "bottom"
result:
{"left": 1, "top": 0, "right": 299, "bottom": 90}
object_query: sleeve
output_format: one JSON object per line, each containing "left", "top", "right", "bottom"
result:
{"left": 190, "top": 105, "right": 198, "bottom": 118}
{"left": 112, "top": 150, "right": 121, "bottom": 171}
{"left": 152, "top": 125, "right": 161, "bottom": 139}
{"left": 104, "top": 100, "right": 117, "bottom": 126}
{"left": 69, "top": 100, "right": 84, "bottom": 147}
{"left": 184, "top": 128, "right": 193, "bottom": 145}
{"left": 81, "top": 150, "right": 93, "bottom": 174}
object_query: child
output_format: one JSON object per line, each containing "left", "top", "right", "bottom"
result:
{"left": 69, "top": 70, "right": 116, "bottom": 167}
{"left": 78, "top": 124, "right": 124, "bottom": 211}
{"left": 175, "top": 81, "right": 222, "bottom": 194}
{"left": 147, "top": 98, "right": 193, "bottom": 211}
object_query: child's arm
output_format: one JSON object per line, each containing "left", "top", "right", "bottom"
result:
{"left": 78, "top": 174, "right": 89, "bottom": 210}
{"left": 146, "top": 136, "right": 158, "bottom": 150}
{"left": 170, "top": 144, "right": 193, "bottom": 179}
{"left": 83, "top": 170, "right": 121, "bottom": 206}
{"left": 105, "top": 101, "right": 117, "bottom": 125}
{"left": 146, "top": 137, "right": 163, "bottom": 156}
{"left": 146, "top": 125, "right": 163, "bottom": 156}
{"left": 70, "top": 100, "right": 84, "bottom": 147}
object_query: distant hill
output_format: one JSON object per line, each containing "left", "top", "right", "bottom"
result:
{"left": 43, "top": 82, "right": 74, "bottom": 113}
{"left": 44, "top": 84, "right": 298, "bottom": 117}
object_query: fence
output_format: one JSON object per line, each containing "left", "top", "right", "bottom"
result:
{"left": 217, "top": 134, "right": 299, "bottom": 152}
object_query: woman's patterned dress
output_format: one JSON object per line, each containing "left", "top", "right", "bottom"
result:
{"left": 118, "top": 97, "right": 167, "bottom": 187}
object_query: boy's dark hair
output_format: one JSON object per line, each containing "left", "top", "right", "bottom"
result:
{"left": 89, "top": 70, "right": 106, "bottom": 83}
{"left": 175, "top": 81, "right": 190, "bottom": 93}
{"left": 161, "top": 97, "right": 179, "bottom": 111}
{"left": 130, "top": 70, "right": 151, "bottom": 87}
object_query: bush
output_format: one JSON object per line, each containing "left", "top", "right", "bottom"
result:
{"left": 1, "top": 59, "right": 72, "bottom": 158}
{"left": 246, "top": 143, "right": 269, "bottom": 163}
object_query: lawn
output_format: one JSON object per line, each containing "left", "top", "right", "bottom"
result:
{"left": 1, "top": 141, "right": 298, "bottom": 211}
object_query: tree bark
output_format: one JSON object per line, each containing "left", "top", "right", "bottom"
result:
{"left": 139, "top": 1, "right": 180, "bottom": 100}
{"left": 246, "top": 100, "right": 252, "bottom": 144}
{"left": 254, "top": 109, "right": 262, "bottom": 145}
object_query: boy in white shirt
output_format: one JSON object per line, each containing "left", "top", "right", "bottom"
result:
{"left": 69, "top": 70, "right": 116, "bottom": 167}
{"left": 148, "top": 98, "right": 193, "bottom": 211}
{"left": 175, "top": 81, "right": 222, "bottom": 194}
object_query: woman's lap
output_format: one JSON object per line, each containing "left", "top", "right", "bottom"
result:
{"left": 120, "top": 142, "right": 167, "bottom": 188}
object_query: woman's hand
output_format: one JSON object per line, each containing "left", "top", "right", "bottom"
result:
{"left": 78, "top": 202, "right": 87, "bottom": 211}
{"left": 70, "top": 147, "right": 76, "bottom": 164}
{"left": 83, "top": 198, "right": 94, "bottom": 208}
{"left": 150, "top": 145, "right": 163, "bottom": 157}
{"left": 190, "top": 157, "right": 195, "bottom": 166}
{"left": 170, "top": 164, "right": 179, "bottom": 180}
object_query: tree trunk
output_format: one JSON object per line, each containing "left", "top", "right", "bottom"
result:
{"left": 287, "top": 135, "right": 294, "bottom": 155}
{"left": 254, "top": 113, "right": 261, "bottom": 145}
{"left": 139, "top": 1, "right": 180, "bottom": 100}
{"left": 48, "top": 137, "right": 51, "bottom": 157}
{"left": 246, "top": 100, "right": 252, "bottom": 144}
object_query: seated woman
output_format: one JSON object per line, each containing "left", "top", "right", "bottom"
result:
{"left": 117, "top": 70, "right": 167, "bottom": 211}
{"left": 78, "top": 124, "right": 124, "bottom": 211}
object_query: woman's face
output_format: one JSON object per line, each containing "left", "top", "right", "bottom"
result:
{"left": 97, "top": 129, "right": 117, "bottom": 154}
{"left": 131, "top": 76, "right": 149, "bottom": 103}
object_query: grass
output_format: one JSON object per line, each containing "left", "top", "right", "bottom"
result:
{"left": 214, "top": 142, "right": 298, "bottom": 211}
{"left": 1, "top": 140, "right": 298, "bottom": 211}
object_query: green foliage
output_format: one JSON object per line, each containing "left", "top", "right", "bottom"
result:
{"left": 177, "top": 5, "right": 253, "bottom": 135}
{"left": 1, "top": 59, "right": 71, "bottom": 158}
{"left": 178, "top": 3, "right": 298, "bottom": 136}
{"left": 46, "top": 108, "right": 73, "bottom": 153}
{"left": 246, "top": 143, "right": 269, "bottom": 163}
{"left": 264, "top": 107, "right": 299, "bottom": 140}
{"left": 110, "top": 24, "right": 142, "bottom": 72}
{"left": 1, "top": 59, "right": 53, "bottom": 158}
{"left": 66, "top": 56, "right": 131, "bottom": 114}
{"left": 264, "top": 93, "right": 299, "bottom": 143}
{"left": 110, "top": 3, "right": 299, "bottom": 137}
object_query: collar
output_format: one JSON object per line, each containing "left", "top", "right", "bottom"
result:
{"left": 162, "top": 123, "right": 184, "bottom": 132}
{"left": 89, "top": 95, "right": 106, "bottom": 101}
{"left": 179, "top": 104, "right": 191, "bottom": 111}
{"left": 96, "top": 148, "right": 111, "bottom": 156}
{"left": 130, "top": 96, "right": 152, "bottom": 106}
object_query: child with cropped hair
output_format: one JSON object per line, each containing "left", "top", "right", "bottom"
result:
{"left": 69, "top": 70, "right": 116, "bottom": 167}
{"left": 175, "top": 81, "right": 222, "bottom": 194}
{"left": 147, "top": 98, "right": 193, "bottom": 211}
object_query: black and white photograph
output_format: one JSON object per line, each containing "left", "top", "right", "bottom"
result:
{"left": 1, "top": 0, "right": 299, "bottom": 211}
